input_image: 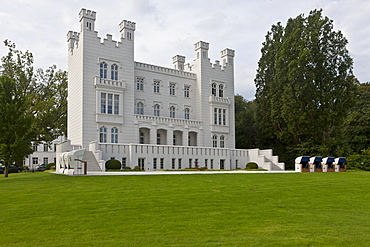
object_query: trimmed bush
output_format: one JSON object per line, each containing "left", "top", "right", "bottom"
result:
{"left": 123, "top": 166, "right": 132, "bottom": 170}
{"left": 133, "top": 166, "right": 141, "bottom": 171}
{"left": 46, "top": 163, "right": 56, "bottom": 170}
{"left": 246, "top": 162, "right": 258, "bottom": 170}
{"left": 106, "top": 159, "right": 121, "bottom": 169}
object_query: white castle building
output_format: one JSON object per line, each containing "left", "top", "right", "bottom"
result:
{"left": 56, "top": 9, "right": 284, "bottom": 174}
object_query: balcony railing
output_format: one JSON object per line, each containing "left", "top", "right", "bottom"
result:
{"left": 209, "top": 95, "right": 230, "bottom": 104}
{"left": 135, "top": 114, "right": 202, "bottom": 127}
{"left": 94, "top": 77, "right": 126, "bottom": 89}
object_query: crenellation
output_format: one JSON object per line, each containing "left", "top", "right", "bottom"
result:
{"left": 119, "top": 20, "right": 136, "bottom": 32}
{"left": 135, "top": 61, "right": 196, "bottom": 79}
{"left": 79, "top": 9, "right": 96, "bottom": 21}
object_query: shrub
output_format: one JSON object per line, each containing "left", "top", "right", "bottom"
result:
{"left": 123, "top": 166, "right": 132, "bottom": 170}
{"left": 106, "top": 159, "right": 121, "bottom": 170}
{"left": 246, "top": 162, "right": 258, "bottom": 170}
{"left": 133, "top": 166, "right": 141, "bottom": 171}
{"left": 347, "top": 149, "right": 370, "bottom": 170}
{"left": 46, "top": 163, "right": 56, "bottom": 170}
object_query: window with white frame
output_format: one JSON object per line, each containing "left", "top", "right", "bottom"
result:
{"left": 169, "top": 83, "right": 175, "bottom": 96}
{"left": 223, "top": 109, "right": 226, "bottom": 125}
{"left": 214, "top": 108, "right": 217, "bottom": 124}
{"left": 111, "top": 127, "right": 118, "bottom": 143}
{"left": 211, "top": 83, "right": 217, "bottom": 96}
{"left": 100, "top": 126, "right": 107, "bottom": 143}
{"left": 136, "top": 102, "right": 144, "bottom": 115}
{"left": 157, "top": 133, "right": 161, "bottom": 145}
{"left": 154, "top": 104, "right": 160, "bottom": 116}
{"left": 154, "top": 80, "right": 160, "bottom": 93}
{"left": 101, "top": 93, "right": 106, "bottom": 113}
{"left": 184, "top": 108, "right": 190, "bottom": 120}
{"left": 220, "top": 135, "right": 225, "bottom": 148}
{"left": 170, "top": 106, "right": 176, "bottom": 118}
{"left": 153, "top": 158, "right": 157, "bottom": 170}
{"left": 139, "top": 131, "right": 144, "bottom": 144}
{"left": 184, "top": 85, "right": 190, "bottom": 98}
{"left": 43, "top": 157, "right": 48, "bottom": 165}
{"left": 32, "top": 157, "right": 38, "bottom": 165}
{"left": 219, "top": 84, "right": 224, "bottom": 97}
{"left": 213, "top": 135, "right": 217, "bottom": 148}
{"left": 178, "top": 158, "right": 182, "bottom": 169}
{"left": 160, "top": 158, "right": 164, "bottom": 169}
{"left": 218, "top": 108, "right": 222, "bottom": 125}
{"left": 111, "top": 64, "right": 118, "bottom": 80}
{"left": 43, "top": 144, "right": 48, "bottom": 152}
{"left": 100, "top": 62, "right": 107, "bottom": 79}
{"left": 136, "top": 78, "right": 144, "bottom": 91}
{"left": 114, "top": 95, "right": 119, "bottom": 115}
{"left": 107, "top": 94, "right": 113, "bottom": 114}
{"left": 213, "top": 108, "right": 227, "bottom": 126}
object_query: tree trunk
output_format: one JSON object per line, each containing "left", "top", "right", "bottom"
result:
{"left": 4, "top": 166, "right": 9, "bottom": 178}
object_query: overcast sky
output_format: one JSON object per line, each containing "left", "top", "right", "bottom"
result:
{"left": 1, "top": 0, "right": 369, "bottom": 100}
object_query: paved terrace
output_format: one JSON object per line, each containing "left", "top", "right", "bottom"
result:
{"left": 53, "top": 170, "right": 296, "bottom": 176}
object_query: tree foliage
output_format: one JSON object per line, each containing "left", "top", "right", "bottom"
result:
{"left": 0, "top": 40, "right": 67, "bottom": 177}
{"left": 255, "top": 10, "right": 357, "bottom": 167}
{"left": 234, "top": 95, "right": 257, "bottom": 149}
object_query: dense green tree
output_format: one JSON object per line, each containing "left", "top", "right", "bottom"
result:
{"left": 234, "top": 95, "right": 257, "bottom": 149}
{"left": 0, "top": 40, "right": 67, "bottom": 177}
{"left": 255, "top": 10, "right": 357, "bottom": 168}
{"left": 343, "top": 82, "right": 370, "bottom": 153}
{"left": 0, "top": 76, "right": 36, "bottom": 177}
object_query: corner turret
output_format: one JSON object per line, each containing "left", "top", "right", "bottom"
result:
{"left": 119, "top": 20, "right": 136, "bottom": 41}
{"left": 172, "top": 55, "right": 185, "bottom": 70}
{"left": 194, "top": 41, "right": 209, "bottom": 60}
{"left": 79, "top": 9, "right": 96, "bottom": 32}
{"left": 221, "top": 48, "right": 235, "bottom": 66}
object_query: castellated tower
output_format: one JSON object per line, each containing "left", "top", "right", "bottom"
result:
{"left": 192, "top": 41, "right": 235, "bottom": 148}
{"left": 67, "top": 8, "right": 136, "bottom": 148}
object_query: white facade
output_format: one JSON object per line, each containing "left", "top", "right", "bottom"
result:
{"left": 57, "top": 9, "right": 284, "bottom": 174}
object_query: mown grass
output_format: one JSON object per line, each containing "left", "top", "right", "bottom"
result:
{"left": 1, "top": 171, "right": 370, "bottom": 246}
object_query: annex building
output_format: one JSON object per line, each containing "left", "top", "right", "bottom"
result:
{"left": 56, "top": 9, "right": 284, "bottom": 174}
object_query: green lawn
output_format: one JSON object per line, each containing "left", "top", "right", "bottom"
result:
{"left": 1, "top": 171, "right": 370, "bottom": 246}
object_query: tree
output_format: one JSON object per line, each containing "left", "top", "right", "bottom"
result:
{"left": 255, "top": 10, "right": 357, "bottom": 168}
{"left": 0, "top": 40, "right": 67, "bottom": 177}
{"left": 0, "top": 76, "right": 36, "bottom": 177}
{"left": 343, "top": 82, "right": 370, "bottom": 153}
{"left": 234, "top": 95, "right": 257, "bottom": 149}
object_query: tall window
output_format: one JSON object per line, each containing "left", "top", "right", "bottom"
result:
{"left": 184, "top": 86, "right": 190, "bottom": 98}
{"left": 107, "top": 94, "right": 113, "bottom": 114}
{"left": 139, "top": 131, "right": 144, "bottom": 144}
{"left": 100, "top": 62, "right": 107, "bottom": 78}
{"left": 153, "top": 158, "right": 157, "bottom": 170}
{"left": 32, "top": 143, "right": 38, "bottom": 152}
{"left": 122, "top": 157, "right": 126, "bottom": 168}
{"left": 157, "top": 133, "right": 161, "bottom": 145}
{"left": 43, "top": 157, "right": 48, "bottom": 165}
{"left": 114, "top": 95, "right": 119, "bottom": 115}
{"left": 111, "top": 127, "right": 118, "bottom": 143}
{"left": 184, "top": 108, "right": 190, "bottom": 120}
{"left": 160, "top": 158, "right": 164, "bottom": 169}
{"left": 223, "top": 109, "right": 226, "bottom": 125}
{"left": 111, "top": 64, "right": 118, "bottom": 80}
{"left": 170, "top": 106, "right": 175, "bottom": 118}
{"left": 219, "top": 84, "right": 224, "bottom": 97}
{"left": 172, "top": 158, "right": 176, "bottom": 169}
{"left": 218, "top": 108, "right": 222, "bottom": 125}
{"left": 211, "top": 83, "right": 216, "bottom": 96}
{"left": 43, "top": 144, "right": 48, "bottom": 152}
{"left": 100, "top": 126, "right": 107, "bottom": 143}
{"left": 32, "top": 157, "right": 38, "bottom": 165}
{"left": 154, "top": 104, "right": 160, "bottom": 116}
{"left": 213, "top": 135, "right": 217, "bottom": 148}
{"left": 214, "top": 108, "right": 217, "bottom": 124}
{"left": 178, "top": 158, "right": 182, "bottom": 169}
{"left": 170, "top": 83, "right": 175, "bottom": 95}
{"left": 136, "top": 102, "right": 144, "bottom": 115}
{"left": 220, "top": 135, "right": 225, "bottom": 148}
{"left": 136, "top": 78, "right": 144, "bottom": 91}
{"left": 154, "top": 81, "right": 160, "bottom": 93}
{"left": 101, "top": 93, "right": 106, "bottom": 113}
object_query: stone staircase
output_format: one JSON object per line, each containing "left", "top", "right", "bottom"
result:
{"left": 83, "top": 151, "right": 102, "bottom": 172}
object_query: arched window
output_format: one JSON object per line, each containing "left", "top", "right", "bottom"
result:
{"left": 170, "top": 106, "right": 176, "bottom": 118}
{"left": 136, "top": 102, "right": 144, "bottom": 115}
{"left": 220, "top": 135, "right": 225, "bottom": 148}
{"left": 184, "top": 108, "right": 190, "bottom": 120}
{"left": 154, "top": 81, "right": 160, "bottom": 93}
{"left": 111, "top": 64, "right": 118, "bottom": 80}
{"left": 111, "top": 127, "right": 118, "bottom": 143}
{"left": 99, "top": 126, "right": 107, "bottom": 143}
{"left": 100, "top": 62, "right": 107, "bottom": 79}
{"left": 212, "top": 135, "right": 217, "bottom": 148}
{"left": 219, "top": 84, "right": 224, "bottom": 97}
{"left": 154, "top": 104, "right": 160, "bottom": 116}
{"left": 211, "top": 83, "right": 216, "bottom": 96}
